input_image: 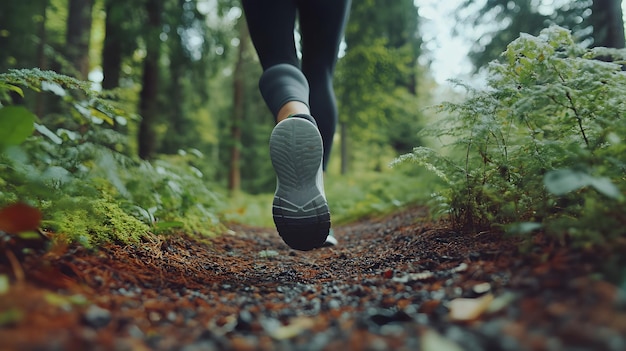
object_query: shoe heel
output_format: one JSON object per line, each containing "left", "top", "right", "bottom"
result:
{"left": 269, "top": 117, "right": 331, "bottom": 250}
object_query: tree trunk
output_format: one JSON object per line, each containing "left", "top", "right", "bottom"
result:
{"left": 228, "top": 20, "right": 249, "bottom": 192}
{"left": 138, "top": 0, "right": 162, "bottom": 160}
{"left": 66, "top": 0, "right": 94, "bottom": 79}
{"left": 340, "top": 121, "right": 348, "bottom": 175}
{"left": 35, "top": 0, "right": 49, "bottom": 115}
{"left": 158, "top": 0, "right": 187, "bottom": 154}
{"left": 590, "top": 0, "right": 625, "bottom": 48}
{"left": 102, "top": 0, "right": 123, "bottom": 90}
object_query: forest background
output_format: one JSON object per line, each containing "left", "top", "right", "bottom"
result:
{"left": 0, "top": 0, "right": 624, "bottom": 245}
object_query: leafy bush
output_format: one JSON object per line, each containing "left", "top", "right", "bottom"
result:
{"left": 394, "top": 26, "right": 626, "bottom": 246}
{"left": 0, "top": 69, "right": 223, "bottom": 247}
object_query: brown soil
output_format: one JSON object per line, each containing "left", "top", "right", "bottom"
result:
{"left": 1, "top": 207, "right": 625, "bottom": 351}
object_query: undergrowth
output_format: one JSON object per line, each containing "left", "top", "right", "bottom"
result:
{"left": 394, "top": 26, "right": 626, "bottom": 247}
{"left": 221, "top": 168, "right": 438, "bottom": 228}
{"left": 0, "top": 69, "right": 223, "bottom": 248}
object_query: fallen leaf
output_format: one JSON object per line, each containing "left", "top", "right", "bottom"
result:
{"left": 472, "top": 282, "right": 491, "bottom": 295}
{"left": 449, "top": 293, "right": 494, "bottom": 322}
{"left": 392, "top": 271, "right": 434, "bottom": 283}
{"left": 0, "top": 203, "right": 42, "bottom": 233}
{"left": 269, "top": 317, "right": 315, "bottom": 340}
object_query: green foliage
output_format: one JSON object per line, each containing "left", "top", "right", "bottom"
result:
{"left": 0, "top": 68, "right": 223, "bottom": 247}
{"left": 0, "top": 106, "right": 35, "bottom": 150}
{"left": 47, "top": 197, "right": 149, "bottom": 248}
{"left": 222, "top": 167, "right": 438, "bottom": 228}
{"left": 395, "top": 26, "right": 626, "bottom": 246}
{"left": 326, "top": 168, "right": 438, "bottom": 224}
{"left": 336, "top": 0, "right": 424, "bottom": 171}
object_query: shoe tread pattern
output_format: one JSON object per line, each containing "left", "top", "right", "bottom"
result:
{"left": 269, "top": 118, "right": 330, "bottom": 250}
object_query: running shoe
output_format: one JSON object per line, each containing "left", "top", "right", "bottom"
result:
{"left": 269, "top": 114, "right": 331, "bottom": 250}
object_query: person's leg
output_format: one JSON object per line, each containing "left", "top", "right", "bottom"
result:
{"left": 242, "top": 1, "right": 331, "bottom": 250}
{"left": 241, "top": 0, "right": 299, "bottom": 70}
{"left": 297, "top": 0, "right": 351, "bottom": 170}
{"left": 242, "top": 0, "right": 310, "bottom": 122}
{"left": 258, "top": 63, "right": 310, "bottom": 121}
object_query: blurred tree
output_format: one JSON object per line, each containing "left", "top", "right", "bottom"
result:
{"left": 0, "top": 0, "right": 69, "bottom": 114}
{"left": 0, "top": 0, "right": 50, "bottom": 108}
{"left": 589, "top": 0, "right": 625, "bottom": 48}
{"left": 66, "top": 0, "right": 94, "bottom": 79}
{"left": 336, "top": 0, "right": 423, "bottom": 173}
{"left": 214, "top": 8, "right": 272, "bottom": 194}
{"left": 457, "top": 0, "right": 588, "bottom": 69}
{"left": 227, "top": 19, "right": 248, "bottom": 192}
{"left": 137, "top": 0, "right": 162, "bottom": 159}
{"left": 101, "top": 0, "right": 142, "bottom": 90}
{"left": 0, "top": 1, "right": 47, "bottom": 73}
{"left": 458, "top": 0, "right": 625, "bottom": 69}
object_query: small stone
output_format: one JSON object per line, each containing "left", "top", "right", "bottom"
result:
{"left": 328, "top": 299, "right": 341, "bottom": 310}
{"left": 450, "top": 262, "right": 468, "bottom": 273}
{"left": 258, "top": 250, "right": 279, "bottom": 258}
{"left": 82, "top": 305, "right": 112, "bottom": 329}
{"left": 235, "top": 310, "right": 254, "bottom": 331}
{"left": 167, "top": 311, "right": 177, "bottom": 322}
{"left": 472, "top": 282, "right": 491, "bottom": 295}
{"left": 149, "top": 311, "right": 161, "bottom": 323}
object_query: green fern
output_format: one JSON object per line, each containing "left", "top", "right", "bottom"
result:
{"left": 395, "top": 26, "right": 626, "bottom": 245}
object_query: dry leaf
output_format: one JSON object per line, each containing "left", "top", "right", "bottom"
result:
{"left": 449, "top": 293, "right": 494, "bottom": 322}
{"left": 0, "top": 202, "right": 42, "bottom": 233}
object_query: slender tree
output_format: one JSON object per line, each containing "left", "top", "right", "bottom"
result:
{"left": 66, "top": 0, "right": 94, "bottom": 79}
{"left": 138, "top": 0, "right": 162, "bottom": 159}
{"left": 102, "top": 0, "right": 125, "bottom": 89}
{"left": 35, "top": 0, "right": 50, "bottom": 115}
{"left": 158, "top": 0, "right": 214, "bottom": 155}
{"left": 0, "top": 0, "right": 48, "bottom": 73}
{"left": 337, "top": 0, "right": 422, "bottom": 173}
{"left": 589, "top": 0, "right": 625, "bottom": 48}
{"left": 227, "top": 19, "right": 249, "bottom": 192}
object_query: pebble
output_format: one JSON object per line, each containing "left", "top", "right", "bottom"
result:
{"left": 82, "top": 305, "right": 112, "bottom": 329}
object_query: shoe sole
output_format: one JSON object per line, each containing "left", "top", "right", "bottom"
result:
{"left": 269, "top": 118, "right": 330, "bottom": 251}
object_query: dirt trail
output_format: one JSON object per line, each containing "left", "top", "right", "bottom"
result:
{"left": 1, "top": 207, "right": 625, "bottom": 351}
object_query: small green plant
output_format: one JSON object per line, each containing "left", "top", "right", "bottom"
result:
{"left": 0, "top": 69, "right": 223, "bottom": 247}
{"left": 395, "top": 26, "right": 626, "bottom": 246}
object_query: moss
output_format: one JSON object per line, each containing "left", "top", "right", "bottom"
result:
{"left": 51, "top": 197, "right": 150, "bottom": 248}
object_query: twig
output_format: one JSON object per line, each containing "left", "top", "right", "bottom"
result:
{"left": 4, "top": 249, "right": 25, "bottom": 283}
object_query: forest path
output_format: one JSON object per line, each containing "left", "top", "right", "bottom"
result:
{"left": 1, "top": 206, "right": 624, "bottom": 351}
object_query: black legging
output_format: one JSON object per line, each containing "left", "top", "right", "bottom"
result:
{"left": 242, "top": 0, "right": 351, "bottom": 170}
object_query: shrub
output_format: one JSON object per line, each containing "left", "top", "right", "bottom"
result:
{"left": 394, "top": 26, "right": 626, "bottom": 246}
{"left": 0, "top": 69, "right": 223, "bottom": 247}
